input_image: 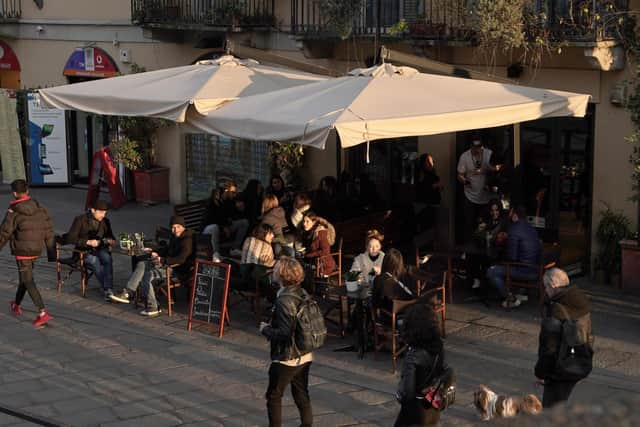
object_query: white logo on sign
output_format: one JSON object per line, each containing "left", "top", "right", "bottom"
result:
{"left": 83, "top": 47, "right": 95, "bottom": 71}
{"left": 96, "top": 54, "right": 103, "bottom": 65}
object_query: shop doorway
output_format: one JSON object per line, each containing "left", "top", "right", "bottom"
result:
{"left": 519, "top": 105, "right": 595, "bottom": 274}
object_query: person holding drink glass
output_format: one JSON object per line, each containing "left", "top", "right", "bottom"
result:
{"left": 110, "top": 215, "right": 194, "bottom": 317}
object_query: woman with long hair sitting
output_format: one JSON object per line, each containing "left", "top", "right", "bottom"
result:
{"left": 239, "top": 223, "right": 276, "bottom": 301}
{"left": 372, "top": 248, "right": 418, "bottom": 314}
{"left": 260, "top": 194, "right": 290, "bottom": 256}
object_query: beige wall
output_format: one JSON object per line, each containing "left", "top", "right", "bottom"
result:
{"left": 157, "top": 124, "right": 186, "bottom": 204}
{"left": 21, "top": 0, "right": 131, "bottom": 21}
{"left": 7, "top": 39, "right": 206, "bottom": 88}
{"left": 303, "top": 133, "right": 338, "bottom": 190}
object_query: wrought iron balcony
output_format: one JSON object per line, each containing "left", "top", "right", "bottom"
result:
{"left": 0, "top": 0, "right": 21, "bottom": 21}
{"left": 131, "top": 0, "right": 276, "bottom": 29}
{"left": 291, "top": 0, "right": 629, "bottom": 44}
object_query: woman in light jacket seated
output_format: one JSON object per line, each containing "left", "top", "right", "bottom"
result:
{"left": 260, "top": 194, "right": 291, "bottom": 256}
{"left": 350, "top": 229, "right": 385, "bottom": 284}
{"left": 239, "top": 223, "right": 276, "bottom": 301}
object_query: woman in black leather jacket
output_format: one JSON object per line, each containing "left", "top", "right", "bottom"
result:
{"left": 395, "top": 304, "right": 444, "bottom": 427}
{"left": 260, "top": 257, "right": 313, "bottom": 427}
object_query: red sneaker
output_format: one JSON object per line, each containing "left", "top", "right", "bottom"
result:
{"left": 9, "top": 301, "right": 22, "bottom": 316}
{"left": 32, "top": 311, "right": 52, "bottom": 328}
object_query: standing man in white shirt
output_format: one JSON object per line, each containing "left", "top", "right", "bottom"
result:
{"left": 457, "top": 136, "right": 500, "bottom": 242}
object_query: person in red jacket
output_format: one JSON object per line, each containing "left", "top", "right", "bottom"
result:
{"left": 0, "top": 180, "right": 56, "bottom": 327}
{"left": 300, "top": 211, "right": 336, "bottom": 277}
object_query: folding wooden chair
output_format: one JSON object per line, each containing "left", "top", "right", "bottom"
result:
{"left": 313, "top": 238, "right": 347, "bottom": 336}
{"left": 371, "top": 298, "right": 419, "bottom": 373}
{"left": 55, "top": 241, "right": 92, "bottom": 297}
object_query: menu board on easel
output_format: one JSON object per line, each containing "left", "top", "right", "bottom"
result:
{"left": 187, "top": 259, "right": 231, "bottom": 338}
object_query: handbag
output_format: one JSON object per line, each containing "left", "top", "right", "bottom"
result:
{"left": 418, "top": 354, "right": 456, "bottom": 411}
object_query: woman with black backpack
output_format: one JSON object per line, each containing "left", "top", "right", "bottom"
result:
{"left": 260, "top": 256, "right": 315, "bottom": 427}
{"left": 395, "top": 304, "right": 453, "bottom": 427}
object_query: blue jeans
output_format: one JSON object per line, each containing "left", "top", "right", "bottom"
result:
{"left": 486, "top": 265, "right": 537, "bottom": 298}
{"left": 85, "top": 249, "right": 113, "bottom": 291}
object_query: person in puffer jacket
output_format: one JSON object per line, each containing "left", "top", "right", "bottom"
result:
{"left": 0, "top": 180, "right": 56, "bottom": 328}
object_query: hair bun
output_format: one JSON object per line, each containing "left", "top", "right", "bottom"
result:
{"left": 367, "top": 229, "right": 384, "bottom": 242}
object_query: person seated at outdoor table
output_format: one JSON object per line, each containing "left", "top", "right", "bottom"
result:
{"left": 486, "top": 205, "right": 541, "bottom": 309}
{"left": 289, "top": 193, "right": 312, "bottom": 230}
{"left": 372, "top": 249, "right": 419, "bottom": 317}
{"left": 200, "top": 181, "right": 249, "bottom": 261}
{"left": 259, "top": 194, "right": 291, "bottom": 256}
{"left": 241, "top": 179, "right": 264, "bottom": 229}
{"left": 64, "top": 199, "right": 116, "bottom": 302}
{"left": 239, "top": 223, "right": 277, "bottom": 302}
{"left": 313, "top": 176, "right": 339, "bottom": 222}
{"left": 110, "top": 215, "right": 194, "bottom": 317}
{"left": 266, "top": 175, "right": 293, "bottom": 209}
{"left": 300, "top": 211, "right": 336, "bottom": 277}
{"left": 468, "top": 199, "right": 509, "bottom": 290}
{"left": 350, "top": 229, "right": 385, "bottom": 284}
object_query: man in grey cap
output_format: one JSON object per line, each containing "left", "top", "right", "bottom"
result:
{"left": 64, "top": 199, "right": 116, "bottom": 301}
{"left": 110, "top": 215, "right": 194, "bottom": 316}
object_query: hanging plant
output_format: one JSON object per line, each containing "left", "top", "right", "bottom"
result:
{"left": 270, "top": 142, "right": 305, "bottom": 187}
{"left": 316, "top": 0, "right": 364, "bottom": 39}
{"left": 109, "top": 137, "right": 143, "bottom": 170}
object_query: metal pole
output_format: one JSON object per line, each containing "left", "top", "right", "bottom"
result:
{"left": 375, "top": 0, "right": 381, "bottom": 64}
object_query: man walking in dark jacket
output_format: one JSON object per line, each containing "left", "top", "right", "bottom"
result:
{"left": 64, "top": 200, "right": 116, "bottom": 301}
{"left": 535, "top": 268, "right": 593, "bottom": 408}
{"left": 486, "top": 205, "right": 541, "bottom": 308}
{"left": 110, "top": 215, "right": 194, "bottom": 316}
{"left": 1, "top": 180, "right": 56, "bottom": 327}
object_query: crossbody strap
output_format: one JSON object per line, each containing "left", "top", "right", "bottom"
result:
{"left": 385, "top": 272, "right": 414, "bottom": 297}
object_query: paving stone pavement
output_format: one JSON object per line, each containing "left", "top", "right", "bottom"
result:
{"left": 0, "top": 186, "right": 638, "bottom": 426}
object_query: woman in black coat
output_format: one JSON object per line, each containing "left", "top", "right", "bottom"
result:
{"left": 395, "top": 303, "right": 445, "bottom": 427}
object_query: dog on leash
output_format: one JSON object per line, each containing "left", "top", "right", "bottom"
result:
{"left": 473, "top": 384, "right": 542, "bottom": 420}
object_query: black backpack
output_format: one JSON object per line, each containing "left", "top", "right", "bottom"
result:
{"left": 283, "top": 290, "right": 327, "bottom": 355}
{"left": 553, "top": 304, "right": 594, "bottom": 382}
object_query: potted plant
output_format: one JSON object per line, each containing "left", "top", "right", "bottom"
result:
{"left": 595, "top": 203, "right": 631, "bottom": 285}
{"left": 270, "top": 142, "right": 305, "bottom": 188}
{"left": 344, "top": 270, "right": 361, "bottom": 292}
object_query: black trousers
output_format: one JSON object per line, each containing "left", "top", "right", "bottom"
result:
{"left": 15, "top": 259, "right": 45, "bottom": 310}
{"left": 266, "top": 362, "right": 312, "bottom": 427}
{"left": 543, "top": 380, "right": 577, "bottom": 408}
{"left": 463, "top": 198, "right": 487, "bottom": 243}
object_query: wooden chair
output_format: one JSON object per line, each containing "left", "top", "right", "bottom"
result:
{"left": 505, "top": 243, "right": 560, "bottom": 307}
{"left": 371, "top": 298, "right": 419, "bottom": 373}
{"left": 313, "top": 238, "right": 346, "bottom": 336}
{"left": 55, "top": 241, "right": 92, "bottom": 297}
{"left": 415, "top": 247, "right": 455, "bottom": 304}
{"left": 139, "top": 262, "right": 194, "bottom": 317}
{"left": 231, "top": 263, "right": 273, "bottom": 326}
{"left": 417, "top": 271, "right": 447, "bottom": 337}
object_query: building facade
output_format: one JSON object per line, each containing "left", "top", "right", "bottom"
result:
{"left": 1, "top": 0, "right": 637, "bottom": 273}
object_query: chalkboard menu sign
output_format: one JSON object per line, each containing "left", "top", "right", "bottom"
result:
{"left": 187, "top": 260, "right": 231, "bottom": 338}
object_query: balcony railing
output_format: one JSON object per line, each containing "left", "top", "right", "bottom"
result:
{"left": 0, "top": 0, "right": 21, "bottom": 21}
{"left": 291, "top": 0, "right": 628, "bottom": 43}
{"left": 131, "top": 0, "right": 276, "bottom": 28}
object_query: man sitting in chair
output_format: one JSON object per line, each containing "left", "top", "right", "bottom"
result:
{"left": 486, "top": 205, "right": 541, "bottom": 309}
{"left": 64, "top": 200, "right": 116, "bottom": 301}
{"left": 110, "top": 215, "right": 194, "bottom": 317}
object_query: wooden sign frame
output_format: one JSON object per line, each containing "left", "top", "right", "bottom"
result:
{"left": 187, "top": 259, "right": 231, "bottom": 338}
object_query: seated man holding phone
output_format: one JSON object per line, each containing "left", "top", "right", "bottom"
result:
{"left": 64, "top": 200, "right": 117, "bottom": 301}
{"left": 110, "top": 216, "right": 194, "bottom": 316}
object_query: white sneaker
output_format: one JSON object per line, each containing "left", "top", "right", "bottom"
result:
{"left": 140, "top": 308, "right": 162, "bottom": 317}
{"left": 501, "top": 297, "right": 522, "bottom": 309}
{"left": 420, "top": 255, "right": 431, "bottom": 264}
{"left": 212, "top": 252, "right": 222, "bottom": 263}
{"left": 229, "top": 248, "right": 242, "bottom": 258}
{"left": 472, "top": 279, "right": 481, "bottom": 289}
{"left": 516, "top": 294, "right": 529, "bottom": 302}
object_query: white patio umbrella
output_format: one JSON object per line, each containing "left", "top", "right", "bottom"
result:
{"left": 38, "top": 55, "right": 327, "bottom": 122}
{"left": 188, "top": 63, "right": 590, "bottom": 149}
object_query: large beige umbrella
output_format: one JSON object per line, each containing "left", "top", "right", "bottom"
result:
{"left": 188, "top": 63, "right": 590, "bottom": 149}
{"left": 38, "top": 55, "right": 327, "bottom": 122}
